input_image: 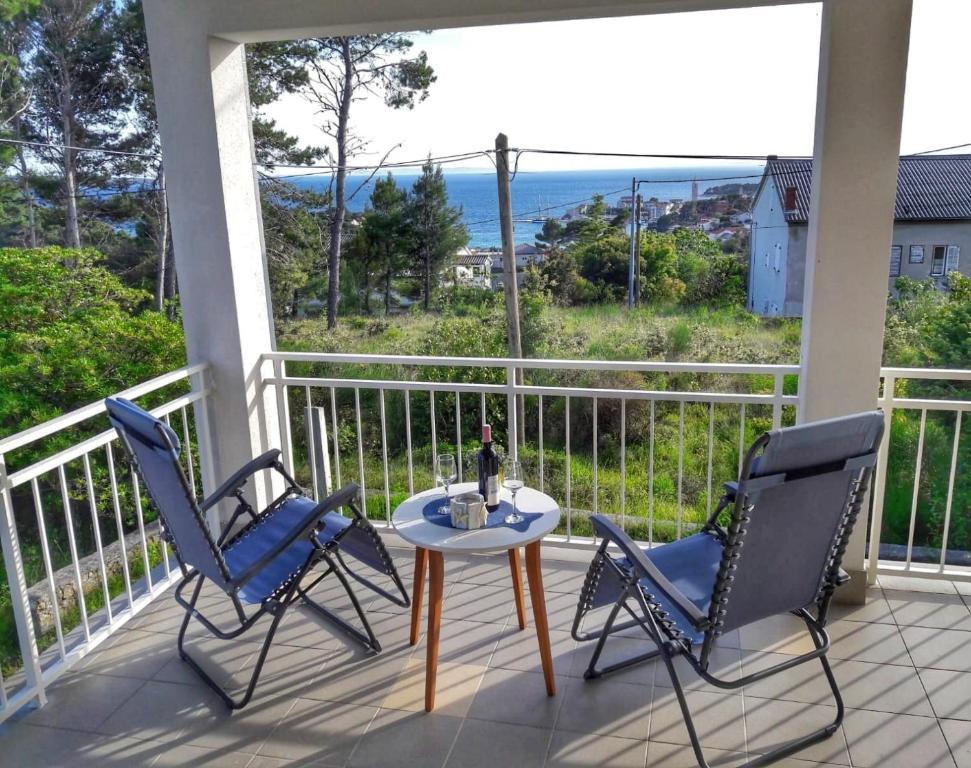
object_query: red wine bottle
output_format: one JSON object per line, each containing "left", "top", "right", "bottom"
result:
{"left": 477, "top": 424, "right": 500, "bottom": 511}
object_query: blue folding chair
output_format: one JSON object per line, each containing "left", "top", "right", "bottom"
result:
{"left": 106, "top": 397, "right": 409, "bottom": 709}
{"left": 571, "top": 410, "right": 884, "bottom": 768}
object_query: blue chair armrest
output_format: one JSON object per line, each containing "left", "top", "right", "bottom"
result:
{"left": 227, "top": 483, "right": 359, "bottom": 591}
{"left": 590, "top": 515, "right": 710, "bottom": 630}
{"left": 201, "top": 449, "right": 283, "bottom": 512}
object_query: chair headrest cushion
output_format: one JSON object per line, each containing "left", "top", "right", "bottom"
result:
{"left": 105, "top": 397, "right": 181, "bottom": 454}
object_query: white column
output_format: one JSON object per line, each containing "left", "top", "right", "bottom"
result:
{"left": 799, "top": 0, "right": 912, "bottom": 599}
{"left": 142, "top": 4, "right": 280, "bottom": 514}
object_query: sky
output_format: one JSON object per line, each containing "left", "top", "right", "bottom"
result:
{"left": 263, "top": 0, "right": 971, "bottom": 173}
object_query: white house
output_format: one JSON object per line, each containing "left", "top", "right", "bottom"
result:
{"left": 749, "top": 154, "right": 971, "bottom": 317}
{"left": 452, "top": 248, "right": 494, "bottom": 289}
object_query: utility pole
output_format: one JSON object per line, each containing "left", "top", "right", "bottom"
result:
{"left": 495, "top": 133, "right": 525, "bottom": 451}
{"left": 634, "top": 193, "right": 643, "bottom": 307}
{"left": 627, "top": 176, "right": 636, "bottom": 308}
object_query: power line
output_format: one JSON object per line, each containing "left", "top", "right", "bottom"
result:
{"left": 910, "top": 142, "right": 971, "bottom": 155}
{"left": 0, "top": 136, "right": 158, "bottom": 159}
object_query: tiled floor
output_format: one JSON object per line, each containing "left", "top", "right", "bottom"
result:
{"left": 2, "top": 546, "right": 970, "bottom": 768}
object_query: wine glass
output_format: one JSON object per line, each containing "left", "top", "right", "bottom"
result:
{"left": 435, "top": 454, "right": 457, "bottom": 515}
{"left": 502, "top": 457, "right": 525, "bottom": 524}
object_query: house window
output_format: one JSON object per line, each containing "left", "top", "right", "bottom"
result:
{"left": 945, "top": 245, "right": 961, "bottom": 275}
{"left": 890, "top": 245, "right": 902, "bottom": 277}
{"left": 932, "top": 245, "right": 959, "bottom": 278}
{"left": 909, "top": 245, "right": 925, "bottom": 264}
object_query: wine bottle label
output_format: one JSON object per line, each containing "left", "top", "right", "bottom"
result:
{"left": 486, "top": 475, "right": 499, "bottom": 506}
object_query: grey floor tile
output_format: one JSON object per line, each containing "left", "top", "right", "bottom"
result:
{"left": 878, "top": 575, "right": 959, "bottom": 595}
{"left": 80, "top": 628, "right": 176, "bottom": 680}
{"left": 0, "top": 722, "right": 116, "bottom": 767}
{"left": 443, "top": 582, "right": 515, "bottom": 624}
{"left": 546, "top": 730, "right": 648, "bottom": 767}
{"left": 744, "top": 696, "right": 850, "bottom": 765}
{"left": 919, "top": 668, "right": 971, "bottom": 721}
{"left": 826, "top": 620, "right": 912, "bottom": 665}
{"left": 942, "top": 718, "right": 971, "bottom": 768}
{"left": 568, "top": 635, "right": 657, "bottom": 686}
{"left": 303, "top": 645, "right": 414, "bottom": 707}
{"left": 258, "top": 696, "right": 377, "bottom": 763}
{"left": 555, "top": 676, "right": 652, "bottom": 740}
{"left": 900, "top": 626, "right": 971, "bottom": 672}
{"left": 842, "top": 708, "right": 954, "bottom": 767}
{"left": 828, "top": 589, "right": 894, "bottom": 624}
{"left": 347, "top": 707, "right": 463, "bottom": 768}
{"left": 467, "top": 667, "right": 563, "bottom": 729}
{"left": 180, "top": 695, "right": 293, "bottom": 754}
{"left": 832, "top": 658, "right": 933, "bottom": 716}
{"left": 99, "top": 679, "right": 217, "bottom": 741}
{"left": 491, "top": 626, "right": 577, "bottom": 677}
{"left": 150, "top": 744, "right": 254, "bottom": 767}
{"left": 884, "top": 590, "right": 971, "bottom": 631}
{"left": 444, "top": 719, "right": 551, "bottom": 768}
{"left": 651, "top": 685, "right": 746, "bottom": 753}
{"left": 22, "top": 672, "right": 143, "bottom": 732}
{"left": 645, "top": 739, "right": 745, "bottom": 767}
{"left": 412, "top": 618, "right": 505, "bottom": 666}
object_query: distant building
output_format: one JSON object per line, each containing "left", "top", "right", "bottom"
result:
{"left": 709, "top": 229, "right": 736, "bottom": 243}
{"left": 452, "top": 248, "right": 493, "bottom": 289}
{"left": 749, "top": 154, "right": 971, "bottom": 317}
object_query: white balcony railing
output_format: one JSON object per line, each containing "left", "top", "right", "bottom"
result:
{"left": 0, "top": 353, "right": 967, "bottom": 722}
{"left": 0, "top": 364, "right": 211, "bottom": 723}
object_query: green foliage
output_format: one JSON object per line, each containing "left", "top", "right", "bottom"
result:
{"left": 0, "top": 247, "right": 185, "bottom": 440}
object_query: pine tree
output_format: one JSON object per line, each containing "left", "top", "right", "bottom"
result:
{"left": 407, "top": 158, "right": 468, "bottom": 309}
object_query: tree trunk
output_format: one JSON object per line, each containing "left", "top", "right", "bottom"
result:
{"left": 423, "top": 249, "right": 431, "bottom": 310}
{"left": 154, "top": 167, "right": 169, "bottom": 312}
{"left": 384, "top": 267, "right": 392, "bottom": 314}
{"left": 14, "top": 118, "right": 36, "bottom": 248}
{"left": 164, "top": 231, "right": 177, "bottom": 319}
{"left": 363, "top": 271, "right": 371, "bottom": 314}
{"left": 325, "top": 39, "right": 354, "bottom": 331}
{"left": 58, "top": 65, "right": 81, "bottom": 249}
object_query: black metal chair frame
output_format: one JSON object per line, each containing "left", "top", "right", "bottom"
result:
{"left": 571, "top": 429, "right": 880, "bottom": 768}
{"left": 122, "top": 422, "right": 409, "bottom": 711}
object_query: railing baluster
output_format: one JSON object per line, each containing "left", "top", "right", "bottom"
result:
{"left": 706, "top": 402, "right": 715, "bottom": 517}
{"left": 330, "top": 387, "right": 342, "bottom": 488}
{"left": 273, "top": 359, "right": 294, "bottom": 476}
{"left": 592, "top": 397, "right": 598, "bottom": 516}
{"left": 430, "top": 391, "right": 437, "bottom": 463}
{"left": 738, "top": 403, "right": 746, "bottom": 477}
{"left": 379, "top": 389, "right": 391, "bottom": 522}
{"left": 58, "top": 464, "right": 90, "bottom": 640}
{"left": 180, "top": 407, "right": 196, "bottom": 499}
{"left": 83, "top": 453, "right": 114, "bottom": 622}
{"left": 481, "top": 392, "right": 486, "bottom": 427}
{"left": 538, "top": 394, "right": 544, "bottom": 493}
{"left": 131, "top": 470, "right": 154, "bottom": 592}
{"left": 620, "top": 398, "right": 626, "bottom": 532}
{"left": 938, "top": 411, "right": 962, "bottom": 573}
{"left": 905, "top": 409, "right": 927, "bottom": 569}
{"left": 455, "top": 392, "right": 463, "bottom": 483}
{"left": 306, "top": 386, "right": 319, "bottom": 499}
{"left": 648, "top": 399, "right": 655, "bottom": 547}
{"left": 772, "top": 372, "right": 784, "bottom": 430}
{"left": 405, "top": 390, "right": 414, "bottom": 496}
{"left": 106, "top": 444, "right": 134, "bottom": 608}
{"left": 867, "top": 379, "right": 894, "bottom": 584}
{"left": 31, "top": 478, "right": 66, "bottom": 659}
{"left": 354, "top": 387, "right": 367, "bottom": 517}
{"left": 565, "top": 396, "right": 571, "bottom": 540}
{"left": 677, "top": 401, "right": 685, "bottom": 540}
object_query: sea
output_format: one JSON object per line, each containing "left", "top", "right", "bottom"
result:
{"left": 290, "top": 164, "right": 765, "bottom": 248}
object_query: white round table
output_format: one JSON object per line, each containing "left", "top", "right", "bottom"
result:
{"left": 391, "top": 482, "right": 562, "bottom": 711}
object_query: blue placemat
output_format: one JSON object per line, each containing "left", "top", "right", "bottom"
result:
{"left": 421, "top": 496, "right": 540, "bottom": 533}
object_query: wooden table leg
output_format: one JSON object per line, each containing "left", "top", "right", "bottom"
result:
{"left": 525, "top": 541, "right": 556, "bottom": 696}
{"left": 425, "top": 550, "right": 445, "bottom": 712}
{"left": 409, "top": 547, "right": 427, "bottom": 646}
{"left": 508, "top": 547, "right": 527, "bottom": 630}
